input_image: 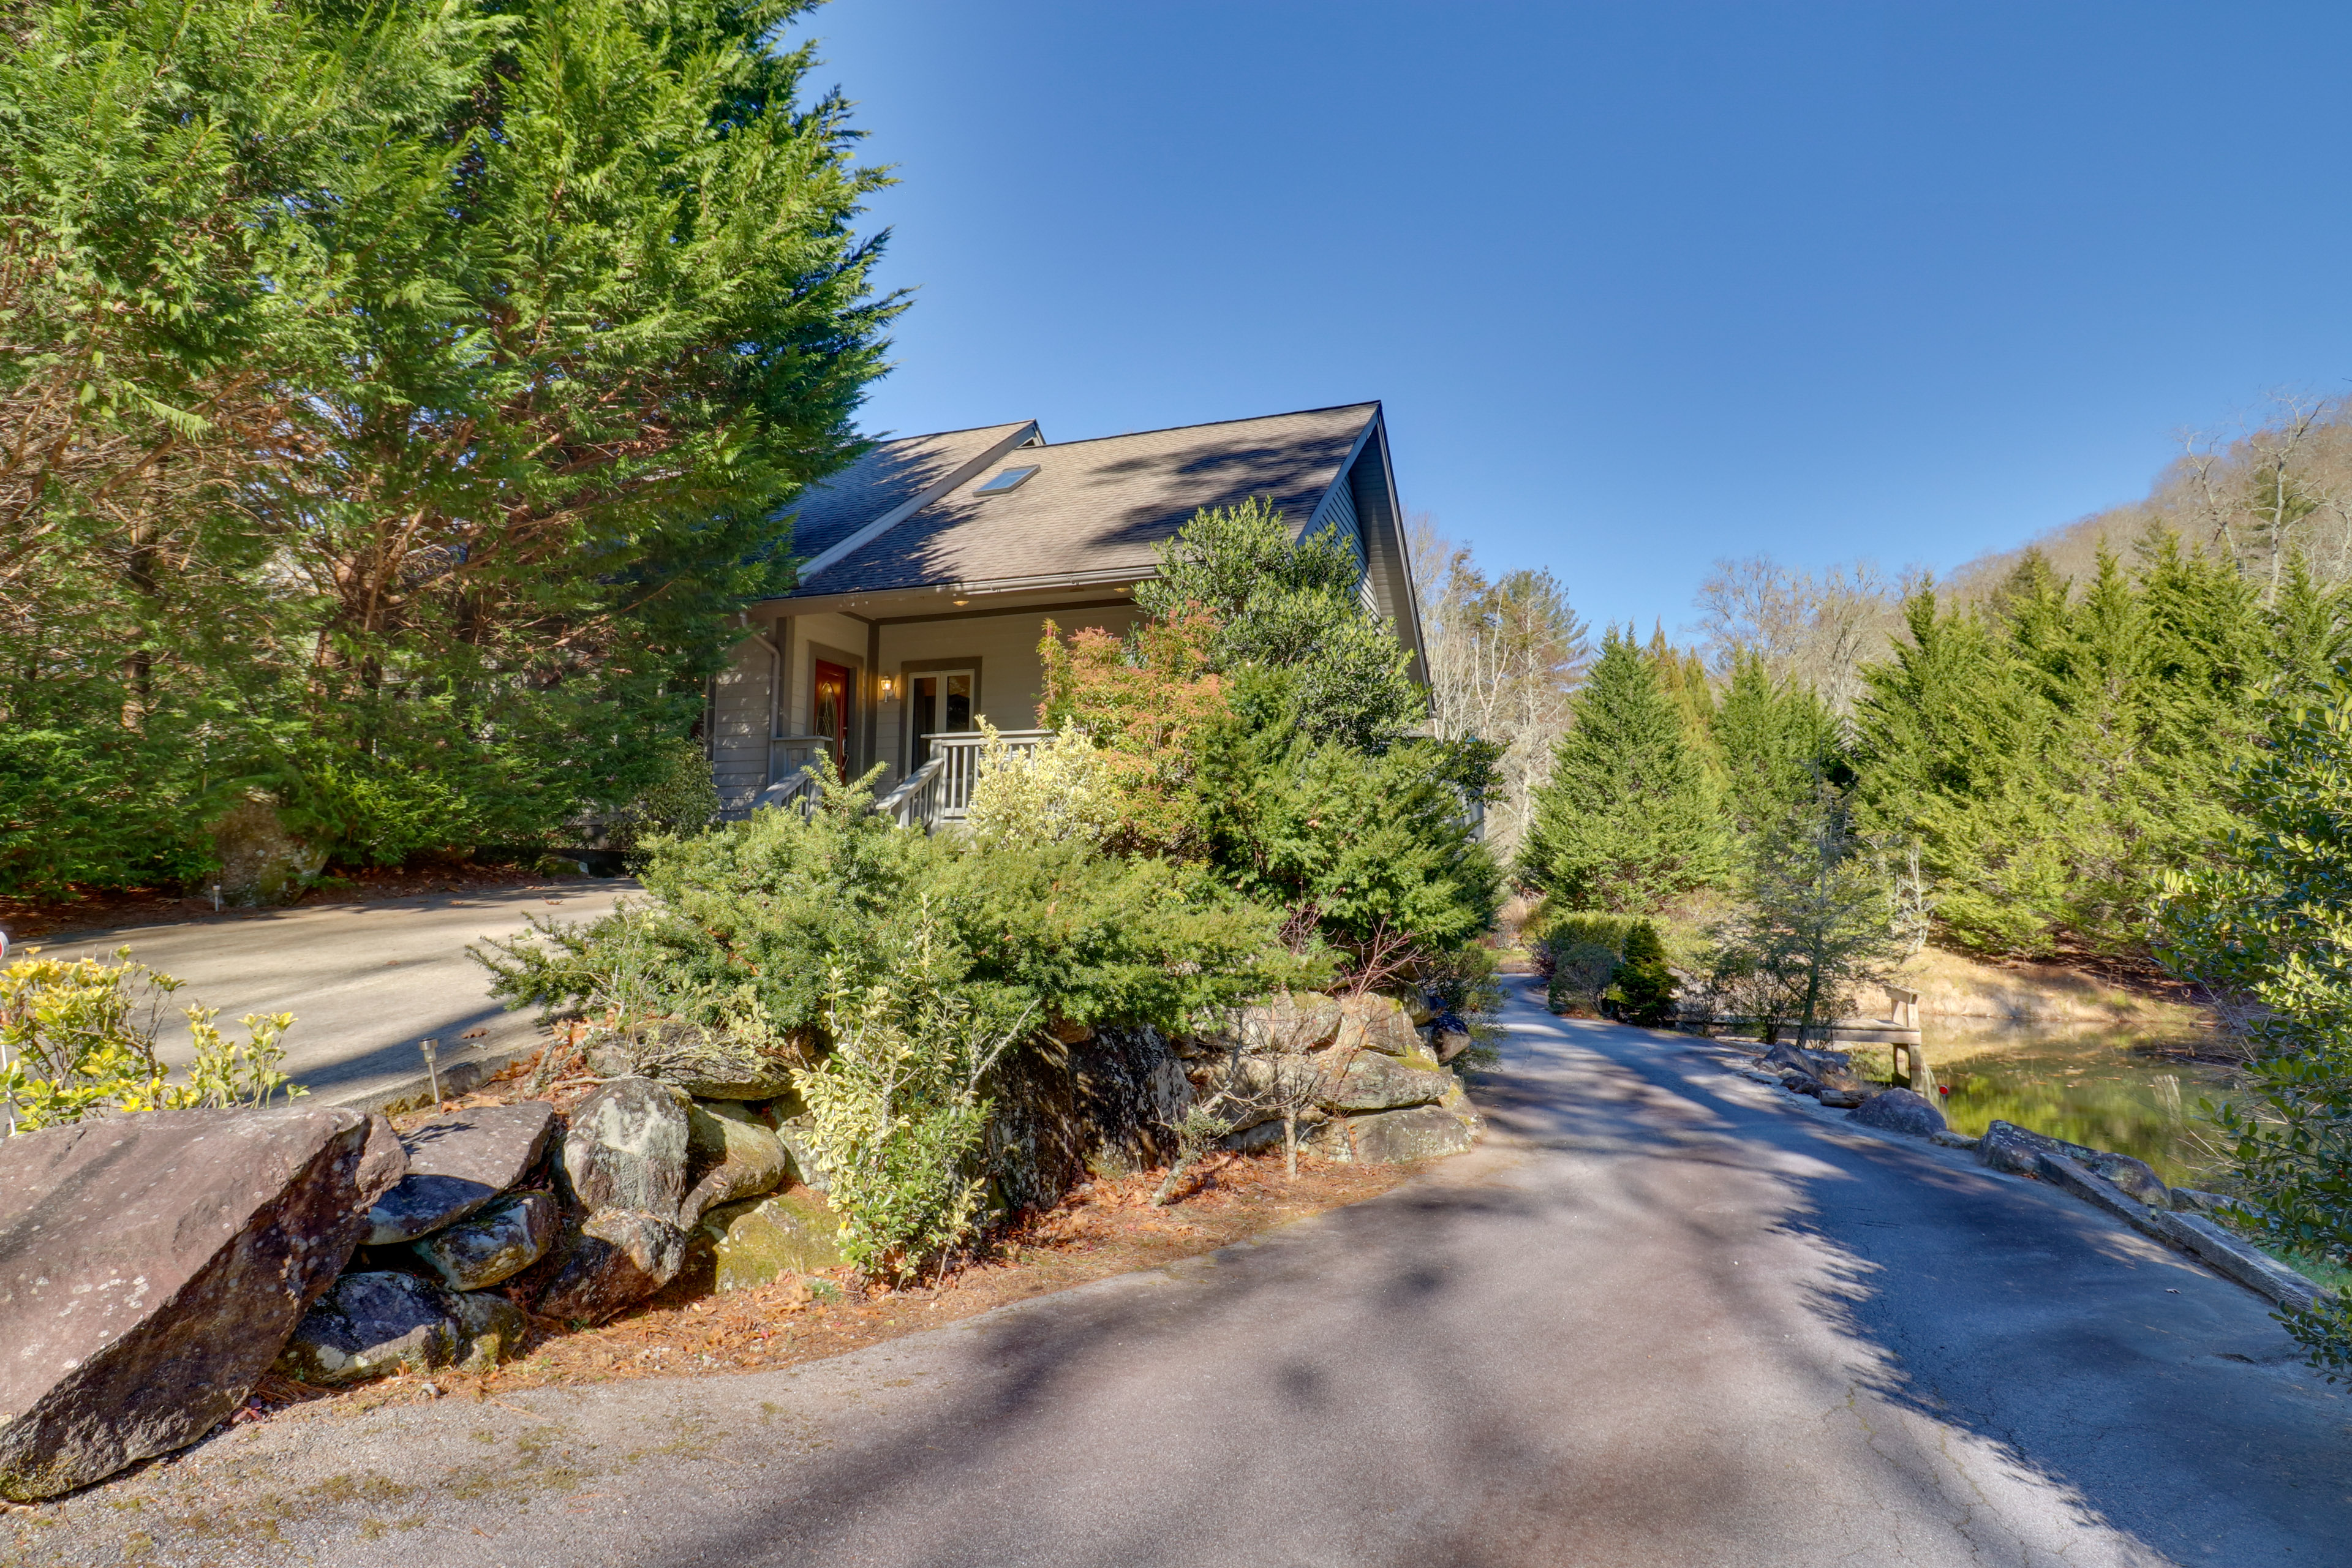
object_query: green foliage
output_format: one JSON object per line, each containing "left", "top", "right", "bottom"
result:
{"left": 1542, "top": 912, "right": 1639, "bottom": 1015}
{"left": 482, "top": 761, "right": 1317, "bottom": 1273}
{"left": 963, "top": 725, "right": 1121, "bottom": 846}
{"left": 1611, "top": 921, "right": 1678, "bottom": 1027}
{"left": 1047, "top": 503, "right": 1498, "bottom": 970}
{"left": 1854, "top": 537, "right": 2268, "bottom": 955}
{"left": 1706, "top": 785, "right": 1907, "bottom": 1046}
{"left": 791, "top": 918, "right": 1030, "bottom": 1280}
{"left": 479, "top": 760, "right": 1314, "bottom": 1047}
{"left": 0, "top": 948, "right": 303, "bottom": 1133}
{"left": 2155, "top": 673, "right": 2352, "bottom": 1374}
{"left": 1713, "top": 655, "right": 1845, "bottom": 835}
{"left": 0, "top": 0, "right": 899, "bottom": 891}
{"left": 601, "top": 737, "right": 722, "bottom": 853}
{"left": 1521, "top": 628, "right": 1726, "bottom": 913}
{"left": 1197, "top": 700, "right": 1501, "bottom": 957}
{"left": 1131, "top": 498, "right": 1422, "bottom": 751}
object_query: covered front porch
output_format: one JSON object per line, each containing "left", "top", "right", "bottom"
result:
{"left": 706, "top": 581, "right": 1144, "bottom": 820}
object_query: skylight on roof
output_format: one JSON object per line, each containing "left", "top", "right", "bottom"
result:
{"left": 973, "top": 465, "right": 1039, "bottom": 496}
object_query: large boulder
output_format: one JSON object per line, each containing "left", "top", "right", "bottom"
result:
{"left": 1852, "top": 1088, "right": 1945, "bottom": 1137}
{"left": 365, "top": 1101, "right": 556, "bottom": 1244}
{"left": 1978, "top": 1120, "right": 2169, "bottom": 1207}
{"left": 1229, "top": 992, "right": 1344, "bottom": 1056}
{"left": 1430, "top": 1014, "right": 1475, "bottom": 1063}
{"left": 410, "top": 1190, "right": 560, "bottom": 1291}
{"left": 584, "top": 1019, "right": 808, "bottom": 1100}
{"left": 0, "top": 1106, "right": 402, "bottom": 1501}
{"left": 562, "top": 1077, "right": 692, "bottom": 1222}
{"left": 691, "top": 1190, "right": 843, "bottom": 1292}
{"left": 1980, "top": 1118, "right": 2060, "bottom": 1175}
{"left": 1763, "top": 1043, "right": 1859, "bottom": 1091}
{"left": 445, "top": 1289, "right": 529, "bottom": 1373}
{"left": 773, "top": 1115, "right": 829, "bottom": 1194}
{"left": 535, "top": 1208, "right": 689, "bottom": 1324}
{"left": 1333, "top": 995, "right": 1426, "bottom": 1060}
{"left": 274, "top": 1272, "right": 460, "bottom": 1385}
{"left": 2076, "top": 1150, "right": 2169, "bottom": 1209}
{"left": 276, "top": 1272, "right": 526, "bottom": 1384}
{"left": 681, "top": 1101, "right": 792, "bottom": 1226}
{"left": 1310, "top": 1104, "right": 1478, "bottom": 1164}
{"left": 205, "top": 791, "right": 326, "bottom": 906}
{"left": 1318, "top": 1052, "right": 1456, "bottom": 1114}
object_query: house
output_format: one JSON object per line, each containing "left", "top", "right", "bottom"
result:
{"left": 706, "top": 400, "right": 1426, "bottom": 817}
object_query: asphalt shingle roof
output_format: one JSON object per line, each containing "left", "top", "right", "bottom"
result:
{"left": 783, "top": 421, "right": 1033, "bottom": 565}
{"left": 786, "top": 403, "right": 1378, "bottom": 598}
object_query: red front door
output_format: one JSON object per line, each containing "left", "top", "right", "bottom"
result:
{"left": 812, "top": 660, "right": 851, "bottom": 769}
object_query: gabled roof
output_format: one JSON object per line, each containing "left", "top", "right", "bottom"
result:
{"left": 777, "top": 403, "right": 1381, "bottom": 600}
{"left": 782, "top": 420, "right": 1036, "bottom": 567}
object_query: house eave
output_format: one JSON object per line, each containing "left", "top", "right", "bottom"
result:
{"left": 754, "top": 565, "right": 1149, "bottom": 622}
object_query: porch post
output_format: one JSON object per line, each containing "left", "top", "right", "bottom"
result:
{"left": 864, "top": 617, "right": 883, "bottom": 778}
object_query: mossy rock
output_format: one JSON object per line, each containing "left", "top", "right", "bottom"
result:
{"left": 687, "top": 1188, "right": 842, "bottom": 1292}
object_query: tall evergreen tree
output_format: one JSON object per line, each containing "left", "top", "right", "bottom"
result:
{"left": 0, "top": 0, "right": 903, "bottom": 889}
{"left": 1853, "top": 586, "right": 2065, "bottom": 954}
{"left": 1713, "top": 654, "right": 1843, "bottom": 836}
{"left": 1520, "top": 628, "right": 1724, "bottom": 913}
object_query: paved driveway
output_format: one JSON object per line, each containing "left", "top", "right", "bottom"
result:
{"left": 7, "top": 884, "right": 635, "bottom": 1106}
{"left": 26, "top": 976, "right": 2352, "bottom": 1566}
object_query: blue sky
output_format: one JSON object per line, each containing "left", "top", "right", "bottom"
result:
{"left": 803, "top": 1, "right": 2352, "bottom": 634}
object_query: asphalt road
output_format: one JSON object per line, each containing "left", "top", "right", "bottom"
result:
{"left": 6, "top": 884, "right": 636, "bottom": 1106}
{"left": 26, "top": 977, "right": 2352, "bottom": 1566}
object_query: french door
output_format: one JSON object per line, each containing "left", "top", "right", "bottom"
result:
{"left": 906, "top": 669, "right": 976, "bottom": 771}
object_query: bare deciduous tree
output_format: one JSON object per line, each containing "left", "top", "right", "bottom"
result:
{"left": 1409, "top": 516, "right": 1590, "bottom": 856}
{"left": 1692, "top": 556, "right": 1908, "bottom": 715}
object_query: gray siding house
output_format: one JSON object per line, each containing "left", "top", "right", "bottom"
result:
{"left": 707, "top": 400, "right": 1425, "bottom": 815}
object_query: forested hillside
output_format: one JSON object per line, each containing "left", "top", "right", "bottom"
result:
{"left": 1479, "top": 396, "right": 2352, "bottom": 967}
{"left": 1513, "top": 535, "right": 2348, "bottom": 962}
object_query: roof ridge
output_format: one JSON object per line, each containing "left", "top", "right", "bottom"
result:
{"left": 1021, "top": 401, "right": 1378, "bottom": 452}
{"left": 847, "top": 419, "right": 1038, "bottom": 448}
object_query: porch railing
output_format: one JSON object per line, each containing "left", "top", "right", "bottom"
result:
{"left": 758, "top": 728, "right": 1057, "bottom": 834}
{"left": 921, "top": 729, "right": 1050, "bottom": 827}
{"left": 753, "top": 769, "right": 821, "bottom": 820}
{"left": 873, "top": 755, "right": 948, "bottom": 831}
{"left": 767, "top": 733, "right": 838, "bottom": 789}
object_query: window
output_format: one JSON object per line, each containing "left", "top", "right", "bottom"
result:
{"left": 973, "top": 465, "right": 1039, "bottom": 496}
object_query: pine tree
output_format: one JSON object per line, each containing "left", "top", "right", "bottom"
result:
{"left": 1713, "top": 654, "right": 1843, "bottom": 836}
{"left": 1133, "top": 498, "right": 1421, "bottom": 751}
{"left": 1520, "top": 628, "right": 1725, "bottom": 913}
{"left": 1853, "top": 587, "right": 2066, "bottom": 954}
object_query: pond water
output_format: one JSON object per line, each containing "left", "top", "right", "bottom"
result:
{"left": 1858, "top": 1022, "right": 2244, "bottom": 1189}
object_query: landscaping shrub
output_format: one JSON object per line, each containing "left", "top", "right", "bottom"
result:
{"left": 1543, "top": 913, "right": 1642, "bottom": 1016}
{"left": 481, "top": 762, "right": 1310, "bottom": 1044}
{"left": 792, "top": 918, "right": 1032, "bottom": 1281}
{"left": 478, "top": 762, "right": 1320, "bottom": 1274}
{"left": 1613, "top": 921, "right": 1678, "bottom": 1027}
